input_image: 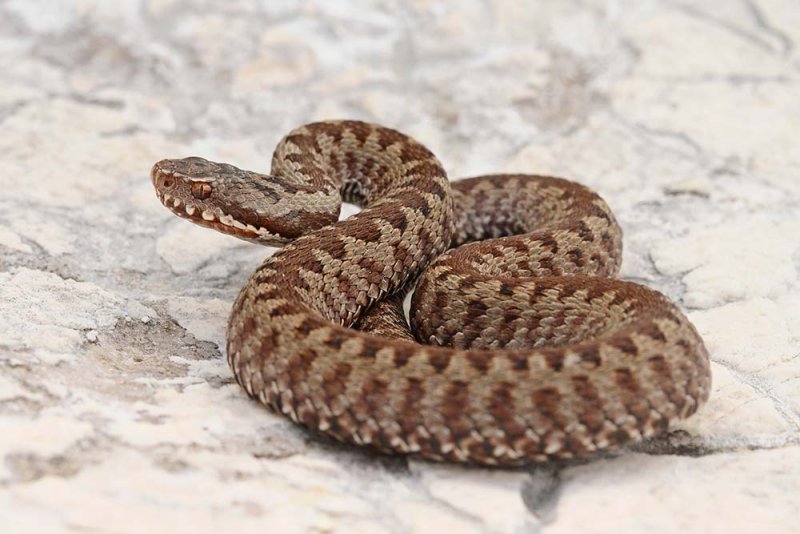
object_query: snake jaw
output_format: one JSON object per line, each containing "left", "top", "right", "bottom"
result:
{"left": 151, "top": 158, "right": 292, "bottom": 246}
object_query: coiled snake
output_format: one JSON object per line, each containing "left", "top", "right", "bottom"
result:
{"left": 151, "top": 120, "right": 710, "bottom": 465}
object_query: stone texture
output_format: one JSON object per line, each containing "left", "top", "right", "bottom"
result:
{"left": 1, "top": 1, "right": 798, "bottom": 532}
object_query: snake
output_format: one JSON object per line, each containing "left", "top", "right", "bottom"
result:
{"left": 151, "top": 120, "right": 710, "bottom": 465}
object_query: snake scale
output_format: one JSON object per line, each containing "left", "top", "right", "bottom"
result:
{"left": 151, "top": 120, "right": 710, "bottom": 465}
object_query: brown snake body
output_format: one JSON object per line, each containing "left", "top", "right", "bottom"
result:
{"left": 152, "top": 120, "right": 710, "bottom": 465}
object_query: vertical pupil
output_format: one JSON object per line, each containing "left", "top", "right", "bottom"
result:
{"left": 192, "top": 182, "right": 212, "bottom": 199}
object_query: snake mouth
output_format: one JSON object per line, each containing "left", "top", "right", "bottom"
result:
{"left": 155, "top": 189, "right": 290, "bottom": 245}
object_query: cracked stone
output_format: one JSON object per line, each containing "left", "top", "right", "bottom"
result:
{"left": 1, "top": 0, "right": 798, "bottom": 532}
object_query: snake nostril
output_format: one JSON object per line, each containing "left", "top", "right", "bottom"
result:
{"left": 162, "top": 178, "right": 174, "bottom": 189}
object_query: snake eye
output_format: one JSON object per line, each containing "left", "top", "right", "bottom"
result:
{"left": 191, "top": 182, "right": 213, "bottom": 200}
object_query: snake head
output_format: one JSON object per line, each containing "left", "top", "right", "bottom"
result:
{"left": 151, "top": 157, "right": 338, "bottom": 246}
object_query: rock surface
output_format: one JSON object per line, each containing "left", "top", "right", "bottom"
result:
{"left": 1, "top": 1, "right": 798, "bottom": 532}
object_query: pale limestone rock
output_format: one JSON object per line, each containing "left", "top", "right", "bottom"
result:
{"left": 0, "top": 268, "right": 153, "bottom": 361}
{"left": 156, "top": 220, "right": 251, "bottom": 274}
{"left": 0, "top": 375, "right": 42, "bottom": 403}
{"left": 4, "top": 211, "right": 77, "bottom": 256}
{"left": 167, "top": 297, "right": 231, "bottom": 348}
{"left": 0, "top": 0, "right": 798, "bottom": 532}
{"left": 690, "top": 299, "right": 796, "bottom": 374}
{"left": 0, "top": 100, "right": 176, "bottom": 207}
{"left": 620, "top": 7, "right": 789, "bottom": 78}
{"left": 609, "top": 81, "right": 800, "bottom": 190}
{"left": 411, "top": 462, "right": 536, "bottom": 533}
{"left": 0, "top": 414, "right": 94, "bottom": 480}
{"left": 651, "top": 218, "right": 800, "bottom": 308}
{"left": 0, "top": 224, "right": 32, "bottom": 253}
{"left": 235, "top": 26, "right": 318, "bottom": 90}
{"left": 393, "top": 499, "right": 479, "bottom": 534}
{"left": 545, "top": 448, "right": 800, "bottom": 534}
{"left": 105, "top": 383, "right": 285, "bottom": 449}
{"left": 677, "top": 363, "right": 794, "bottom": 447}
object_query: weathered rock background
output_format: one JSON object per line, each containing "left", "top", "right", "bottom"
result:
{"left": 1, "top": 0, "right": 798, "bottom": 532}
